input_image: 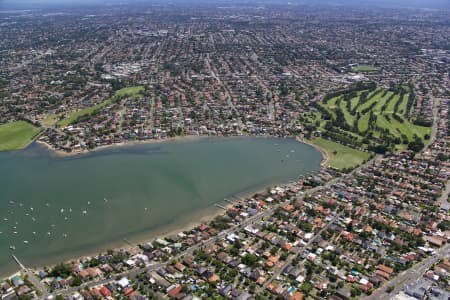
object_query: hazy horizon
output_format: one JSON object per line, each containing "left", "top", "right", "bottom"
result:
{"left": 0, "top": 0, "right": 449, "bottom": 10}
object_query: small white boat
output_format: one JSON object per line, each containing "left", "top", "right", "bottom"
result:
{"left": 3, "top": 218, "right": 7, "bottom": 221}
{"left": 23, "top": 241, "right": 29, "bottom": 244}
{"left": 12, "top": 231, "right": 18, "bottom": 234}
{"left": 9, "top": 246, "right": 15, "bottom": 250}
{"left": 32, "top": 232, "right": 36, "bottom": 235}
{"left": 47, "top": 232, "right": 51, "bottom": 235}
{"left": 60, "top": 209, "right": 64, "bottom": 213}
{"left": 82, "top": 210, "right": 87, "bottom": 214}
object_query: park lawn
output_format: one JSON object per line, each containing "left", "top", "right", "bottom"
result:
{"left": 358, "top": 113, "right": 370, "bottom": 132}
{"left": 324, "top": 95, "right": 339, "bottom": 106}
{"left": 322, "top": 98, "right": 338, "bottom": 120}
{"left": 323, "top": 96, "right": 339, "bottom": 110}
{"left": 376, "top": 114, "right": 401, "bottom": 138}
{"left": 397, "top": 93, "right": 408, "bottom": 115}
{"left": 395, "top": 143, "right": 410, "bottom": 150}
{"left": 0, "top": 121, "right": 43, "bottom": 151}
{"left": 57, "top": 101, "right": 111, "bottom": 127}
{"left": 309, "top": 137, "right": 371, "bottom": 170}
{"left": 304, "top": 111, "right": 318, "bottom": 123}
{"left": 368, "top": 88, "right": 382, "bottom": 99}
{"left": 316, "top": 86, "right": 430, "bottom": 154}
{"left": 344, "top": 90, "right": 366, "bottom": 112}
{"left": 114, "top": 86, "right": 144, "bottom": 98}
{"left": 411, "top": 123, "right": 432, "bottom": 138}
{"left": 352, "top": 65, "right": 378, "bottom": 73}
{"left": 357, "top": 90, "right": 388, "bottom": 114}
{"left": 352, "top": 88, "right": 378, "bottom": 112}
{"left": 322, "top": 95, "right": 343, "bottom": 118}
{"left": 42, "top": 114, "right": 59, "bottom": 126}
{"left": 376, "top": 114, "right": 410, "bottom": 140}
{"left": 355, "top": 92, "right": 379, "bottom": 114}
{"left": 402, "top": 85, "right": 411, "bottom": 93}
{"left": 338, "top": 98, "right": 355, "bottom": 127}
{"left": 306, "top": 111, "right": 327, "bottom": 128}
{"left": 374, "top": 113, "right": 431, "bottom": 142}
{"left": 373, "top": 91, "right": 393, "bottom": 111}
{"left": 385, "top": 94, "right": 401, "bottom": 113}
{"left": 350, "top": 96, "right": 360, "bottom": 111}
{"left": 390, "top": 115, "right": 431, "bottom": 140}
{"left": 57, "top": 86, "right": 144, "bottom": 127}
{"left": 346, "top": 130, "right": 365, "bottom": 142}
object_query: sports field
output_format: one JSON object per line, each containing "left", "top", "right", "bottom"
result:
{"left": 351, "top": 65, "right": 378, "bottom": 73}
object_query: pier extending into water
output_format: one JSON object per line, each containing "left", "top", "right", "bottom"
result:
{"left": 11, "top": 254, "right": 49, "bottom": 298}
{"left": 214, "top": 203, "right": 227, "bottom": 210}
{"left": 11, "top": 254, "right": 25, "bottom": 270}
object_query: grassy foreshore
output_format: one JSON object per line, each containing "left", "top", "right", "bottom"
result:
{"left": 0, "top": 121, "right": 43, "bottom": 151}
{"left": 306, "top": 137, "right": 372, "bottom": 170}
{"left": 297, "top": 136, "right": 330, "bottom": 168}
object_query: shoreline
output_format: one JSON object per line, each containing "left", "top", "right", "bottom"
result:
{"left": 2, "top": 204, "right": 228, "bottom": 280}
{"left": 3, "top": 135, "right": 325, "bottom": 280}
{"left": 4, "top": 176, "right": 288, "bottom": 279}
{"left": 34, "top": 133, "right": 303, "bottom": 158}
{"left": 297, "top": 136, "right": 330, "bottom": 168}
{"left": 24, "top": 206, "right": 226, "bottom": 277}
{"left": 35, "top": 134, "right": 207, "bottom": 157}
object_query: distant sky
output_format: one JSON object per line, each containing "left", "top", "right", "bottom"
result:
{"left": 0, "top": 0, "right": 449, "bottom": 10}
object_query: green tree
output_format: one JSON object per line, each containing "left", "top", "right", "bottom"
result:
{"left": 242, "top": 253, "right": 259, "bottom": 267}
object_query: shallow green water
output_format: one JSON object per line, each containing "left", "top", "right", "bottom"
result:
{"left": 0, "top": 137, "right": 322, "bottom": 276}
